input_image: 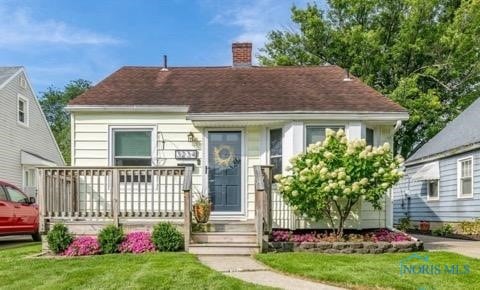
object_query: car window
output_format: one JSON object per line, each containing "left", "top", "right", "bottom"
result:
{"left": 0, "top": 186, "right": 8, "bottom": 201}
{"left": 5, "top": 186, "right": 27, "bottom": 203}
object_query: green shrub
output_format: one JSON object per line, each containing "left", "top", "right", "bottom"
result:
{"left": 433, "top": 224, "right": 454, "bottom": 237}
{"left": 152, "top": 222, "right": 183, "bottom": 251}
{"left": 47, "top": 223, "right": 73, "bottom": 254}
{"left": 398, "top": 217, "right": 411, "bottom": 232}
{"left": 459, "top": 219, "right": 480, "bottom": 235}
{"left": 98, "top": 225, "right": 124, "bottom": 254}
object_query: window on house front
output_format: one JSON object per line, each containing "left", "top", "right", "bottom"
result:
{"left": 269, "top": 128, "right": 282, "bottom": 177}
{"left": 17, "top": 94, "right": 28, "bottom": 126}
{"left": 427, "top": 180, "right": 439, "bottom": 201}
{"left": 305, "top": 126, "right": 344, "bottom": 147}
{"left": 458, "top": 157, "right": 473, "bottom": 198}
{"left": 366, "top": 128, "right": 374, "bottom": 146}
{"left": 113, "top": 130, "right": 152, "bottom": 166}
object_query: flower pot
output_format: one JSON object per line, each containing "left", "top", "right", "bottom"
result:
{"left": 193, "top": 203, "right": 211, "bottom": 224}
{"left": 419, "top": 221, "right": 430, "bottom": 232}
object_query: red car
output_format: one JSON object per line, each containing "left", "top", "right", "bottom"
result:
{"left": 0, "top": 180, "right": 40, "bottom": 241}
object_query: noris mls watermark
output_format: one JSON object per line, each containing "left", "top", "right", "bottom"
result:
{"left": 399, "top": 253, "right": 470, "bottom": 276}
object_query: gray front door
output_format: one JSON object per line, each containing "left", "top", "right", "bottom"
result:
{"left": 208, "top": 131, "right": 242, "bottom": 212}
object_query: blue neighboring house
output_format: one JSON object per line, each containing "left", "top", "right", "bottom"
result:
{"left": 393, "top": 97, "right": 480, "bottom": 227}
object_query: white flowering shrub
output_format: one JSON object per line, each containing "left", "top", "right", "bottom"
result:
{"left": 275, "top": 128, "right": 404, "bottom": 237}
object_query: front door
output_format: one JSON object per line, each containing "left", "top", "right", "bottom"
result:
{"left": 207, "top": 131, "right": 242, "bottom": 213}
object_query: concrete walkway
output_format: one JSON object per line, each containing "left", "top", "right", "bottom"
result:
{"left": 413, "top": 234, "right": 480, "bottom": 259}
{"left": 198, "top": 255, "right": 343, "bottom": 290}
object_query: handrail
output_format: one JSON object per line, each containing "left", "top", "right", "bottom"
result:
{"left": 37, "top": 166, "right": 189, "bottom": 233}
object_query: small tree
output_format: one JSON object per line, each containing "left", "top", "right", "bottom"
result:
{"left": 275, "top": 129, "right": 404, "bottom": 237}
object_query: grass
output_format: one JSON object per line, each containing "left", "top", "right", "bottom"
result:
{"left": 256, "top": 251, "right": 480, "bottom": 290}
{"left": 0, "top": 244, "right": 269, "bottom": 290}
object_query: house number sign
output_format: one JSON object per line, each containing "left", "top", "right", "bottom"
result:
{"left": 175, "top": 150, "right": 198, "bottom": 160}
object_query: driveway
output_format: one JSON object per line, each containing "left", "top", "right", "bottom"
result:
{"left": 413, "top": 234, "right": 480, "bottom": 259}
{"left": 0, "top": 235, "right": 36, "bottom": 249}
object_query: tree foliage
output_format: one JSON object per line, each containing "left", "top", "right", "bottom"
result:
{"left": 275, "top": 129, "right": 404, "bottom": 236}
{"left": 39, "top": 79, "right": 91, "bottom": 164}
{"left": 260, "top": 0, "right": 480, "bottom": 157}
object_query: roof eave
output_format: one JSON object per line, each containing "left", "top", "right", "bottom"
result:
{"left": 66, "top": 105, "right": 190, "bottom": 113}
{"left": 187, "top": 111, "right": 409, "bottom": 121}
{"left": 406, "top": 142, "right": 480, "bottom": 166}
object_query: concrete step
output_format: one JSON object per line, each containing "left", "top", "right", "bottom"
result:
{"left": 192, "top": 221, "right": 256, "bottom": 233}
{"left": 192, "top": 232, "right": 257, "bottom": 244}
{"left": 188, "top": 243, "right": 259, "bottom": 255}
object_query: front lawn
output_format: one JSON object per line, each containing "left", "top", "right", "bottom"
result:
{"left": 256, "top": 252, "right": 480, "bottom": 290}
{"left": 0, "top": 244, "right": 268, "bottom": 290}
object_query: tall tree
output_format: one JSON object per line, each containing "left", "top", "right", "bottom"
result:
{"left": 259, "top": 0, "right": 480, "bottom": 157}
{"left": 40, "top": 80, "right": 91, "bottom": 165}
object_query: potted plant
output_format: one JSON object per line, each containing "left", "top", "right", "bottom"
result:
{"left": 419, "top": 220, "right": 430, "bottom": 232}
{"left": 193, "top": 192, "right": 211, "bottom": 224}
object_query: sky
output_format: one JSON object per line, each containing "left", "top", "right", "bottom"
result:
{"left": 0, "top": 0, "right": 327, "bottom": 94}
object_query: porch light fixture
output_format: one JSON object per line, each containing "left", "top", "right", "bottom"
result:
{"left": 187, "top": 132, "right": 195, "bottom": 142}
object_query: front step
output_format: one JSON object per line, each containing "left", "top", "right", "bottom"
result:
{"left": 192, "top": 221, "right": 256, "bottom": 233}
{"left": 192, "top": 232, "right": 256, "bottom": 243}
{"left": 188, "top": 243, "right": 259, "bottom": 255}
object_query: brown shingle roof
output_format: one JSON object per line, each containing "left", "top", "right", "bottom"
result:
{"left": 69, "top": 65, "right": 406, "bottom": 113}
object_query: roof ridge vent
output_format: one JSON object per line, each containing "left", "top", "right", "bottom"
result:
{"left": 343, "top": 69, "right": 352, "bottom": 81}
{"left": 161, "top": 55, "right": 168, "bottom": 71}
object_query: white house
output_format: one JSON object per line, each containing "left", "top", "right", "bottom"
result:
{"left": 0, "top": 67, "right": 64, "bottom": 194}
{"left": 63, "top": 43, "right": 408, "bottom": 232}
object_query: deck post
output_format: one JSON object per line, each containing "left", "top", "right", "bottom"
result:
{"left": 112, "top": 169, "right": 120, "bottom": 227}
{"left": 254, "top": 166, "right": 265, "bottom": 252}
{"left": 182, "top": 166, "right": 193, "bottom": 251}
{"left": 37, "top": 168, "right": 46, "bottom": 233}
{"left": 261, "top": 165, "right": 273, "bottom": 233}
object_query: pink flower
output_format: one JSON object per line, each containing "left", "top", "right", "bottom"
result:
{"left": 118, "top": 232, "right": 156, "bottom": 254}
{"left": 63, "top": 236, "right": 100, "bottom": 256}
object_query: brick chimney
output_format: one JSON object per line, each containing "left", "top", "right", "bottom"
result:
{"left": 232, "top": 42, "right": 252, "bottom": 67}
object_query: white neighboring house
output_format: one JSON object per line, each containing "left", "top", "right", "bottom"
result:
{"left": 0, "top": 67, "right": 64, "bottom": 195}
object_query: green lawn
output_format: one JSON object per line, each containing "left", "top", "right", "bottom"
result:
{"left": 256, "top": 252, "right": 480, "bottom": 290}
{"left": 0, "top": 244, "right": 268, "bottom": 290}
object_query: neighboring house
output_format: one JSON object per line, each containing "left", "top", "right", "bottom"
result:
{"left": 393, "top": 97, "right": 480, "bottom": 227}
{"left": 0, "top": 67, "right": 64, "bottom": 195}
{"left": 64, "top": 42, "right": 408, "bottom": 230}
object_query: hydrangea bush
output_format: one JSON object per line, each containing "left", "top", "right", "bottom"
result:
{"left": 63, "top": 236, "right": 101, "bottom": 256}
{"left": 275, "top": 128, "right": 404, "bottom": 237}
{"left": 118, "top": 232, "right": 156, "bottom": 254}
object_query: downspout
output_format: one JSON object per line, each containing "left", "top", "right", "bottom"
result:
{"left": 386, "top": 120, "right": 403, "bottom": 229}
{"left": 393, "top": 120, "right": 402, "bottom": 133}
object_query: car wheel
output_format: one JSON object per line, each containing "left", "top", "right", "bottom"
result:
{"left": 32, "top": 232, "right": 42, "bottom": 242}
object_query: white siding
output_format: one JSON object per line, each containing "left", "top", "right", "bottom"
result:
{"left": 0, "top": 71, "right": 64, "bottom": 188}
{"left": 73, "top": 113, "right": 394, "bottom": 228}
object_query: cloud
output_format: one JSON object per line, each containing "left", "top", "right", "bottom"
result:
{"left": 209, "top": 0, "right": 311, "bottom": 53}
{"left": 0, "top": 4, "right": 120, "bottom": 47}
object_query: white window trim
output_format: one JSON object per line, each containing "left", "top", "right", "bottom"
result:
{"left": 17, "top": 93, "right": 29, "bottom": 127}
{"left": 457, "top": 156, "right": 474, "bottom": 199}
{"left": 108, "top": 125, "right": 157, "bottom": 166}
{"left": 426, "top": 180, "right": 440, "bottom": 201}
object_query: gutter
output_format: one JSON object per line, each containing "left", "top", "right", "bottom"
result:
{"left": 187, "top": 111, "right": 409, "bottom": 121}
{"left": 65, "top": 105, "right": 190, "bottom": 113}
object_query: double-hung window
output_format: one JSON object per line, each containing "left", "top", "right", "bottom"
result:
{"left": 366, "top": 128, "right": 374, "bottom": 146}
{"left": 113, "top": 129, "right": 153, "bottom": 166}
{"left": 269, "top": 128, "right": 282, "bottom": 177}
{"left": 305, "top": 126, "right": 344, "bottom": 147}
{"left": 458, "top": 157, "right": 473, "bottom": 198}
{"left": 17, "top": 94, "right": 28, "bottom": 126}
{"left": 427, "top": 180, "right": 439, "bottom": 201}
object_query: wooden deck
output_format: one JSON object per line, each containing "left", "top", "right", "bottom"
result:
{"left": 37, "top": 165, "right": 273, "bottom": 254}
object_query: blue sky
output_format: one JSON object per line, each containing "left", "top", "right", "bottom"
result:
{"left": 0, "top": 0, "right": 327, "bottom": 94}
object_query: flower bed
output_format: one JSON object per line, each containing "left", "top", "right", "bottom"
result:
{"left": 268, "top": 228, "right": 423, "bottom": 254}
